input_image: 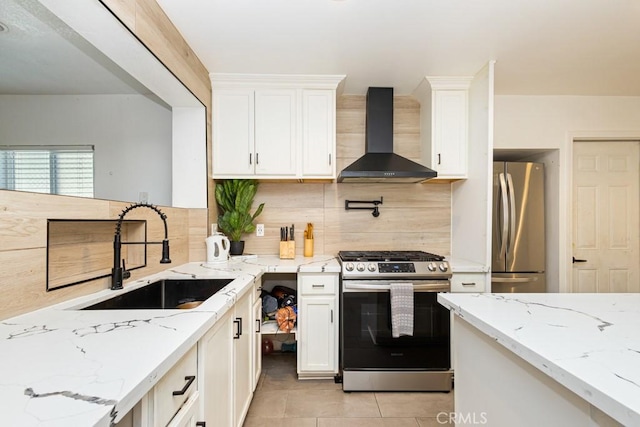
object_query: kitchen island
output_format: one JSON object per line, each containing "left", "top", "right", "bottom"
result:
{"left": 0, "top": 255, "right": 339, "bottom": 427}
{"left": 438, "top": 293, "right": 640, "bottom": 426}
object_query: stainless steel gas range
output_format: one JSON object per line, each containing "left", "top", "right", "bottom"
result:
{"left": 337, "top": 250, "right": 453, "bottom": 392}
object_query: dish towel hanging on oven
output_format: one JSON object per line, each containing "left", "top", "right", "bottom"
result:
{"left": 390, "top": 282, "right": 414, "bottom": 338}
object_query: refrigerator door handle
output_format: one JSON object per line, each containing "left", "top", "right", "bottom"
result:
{"left": 499, "top": 173, "right": 509, "bottom": 261}
{"left": 506, "top": 172, "right": 517, "bottom": 256}
{"left": 492, "top": 277, "right": 539, "bottom": 283}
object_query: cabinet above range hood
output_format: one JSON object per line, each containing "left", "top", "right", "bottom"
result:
{"left": 337, "top": 87, "right": 437, "bottom": 183}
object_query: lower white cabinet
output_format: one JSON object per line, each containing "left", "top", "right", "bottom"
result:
{"left": 233, "top": 290, "right": 253, "bottom": 427}
{"left": 451, "top": 272, "right": 486, "bottom": 293}
{"left": 252, "top": 295, "right": 262, "bottom": 389}
{"left": 117, "top": 282, "right": 262, "bottom": 427}
{"left": 167, "top": 392, "right": 200, "bottom": 427}
{"left": 154, "top": 346, "right": 198, "bottom": 427}
{"left": 297, "top": 273, "right": 338, "bottom": 378}
{"left": 198, "top": 287, "right": 254, "bottom": 427}
{"left": 199, "top": 309, "right": 234, "bottom": 427}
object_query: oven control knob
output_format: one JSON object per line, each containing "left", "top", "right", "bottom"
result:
{"left": 345, "top": 262, "right": 354, "bottom": 272}
{"left": 427, "top": 263, "right": 437, "bottom": 272}
{"left": 356, "top": 263, "right": 365, "bottom": 272}
{"left": 367, "top": 263, "right": 376, "bottom": 272}
{"left": 438, "top": 263, "right": 448, "bottom": 272}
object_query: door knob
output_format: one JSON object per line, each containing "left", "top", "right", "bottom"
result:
{"left": 572, "top": 256, "right": 587, "bottom": 263}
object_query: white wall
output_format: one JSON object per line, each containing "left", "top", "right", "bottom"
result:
{"left": 0, "top": 94, "right": 172, "bottom": 206}
{"left": 494, "top": 95, "right": 640, "bottom": 291}
{"left": 172, "top": 107, "right": 207, "bottom": 209}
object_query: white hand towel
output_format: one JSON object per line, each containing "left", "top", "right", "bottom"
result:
{"left": 390, "top": 282, "right": 414, "bottom": 338}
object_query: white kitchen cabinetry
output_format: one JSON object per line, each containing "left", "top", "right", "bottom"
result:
{"left": 199, "top": 309, "right": 233, "bottom": 427}
{"left": 212, "top": 89, "right": 253, "bottom": 176}
{"left": 233, "top": 289, "right": 253, "bottom": 427}
{"left": 302, "top": 89, "right": 335, "bottom": 177}
{"left": 297, "top": 273, "right": 338, "bottom": 378}
{"left": 154, "top": 345, "right": 198, "bottom": 427}
{"left": 198, "top": 285, "right": 255, "bottom": 427}
{"left": 414, "top": 76, "right": 472, "bottom": 180}
{"left": 451, "top": 272, "right": 486, "bottom": 293}
{"left": 255, "top": 90, "right": 297, "bottom": 175}
{"left": 251, "top": 283, "right": 262, "bottom": 390}
{"left": 212, "top": 89, "right": 296, "bottom": 177}
{"left": 211, "top": 74, "right": 344, "bottom": 180}
{"left": 167, "top": 392, "right": 200, "bottom": 427}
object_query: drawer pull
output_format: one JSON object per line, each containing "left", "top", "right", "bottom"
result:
{"left": 312, "top": 284, "right": 325, "bottom": 288}
{"left": 461, "top": 282, "right": 477, "bottom": 286}
{"left": 233, "top": 318, "right": 243, "bottom": 339}
{"left": 196, "top": 422, "right": 206, "bottom": 427}
{"left": 172, "top": 375, "right": 195, "bottom": 396}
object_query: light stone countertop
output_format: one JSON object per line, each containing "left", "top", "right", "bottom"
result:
{"left": 438, "top": 292, "right": 640, "bottom": 426}
{"left": 0, "top": 255, "right": 339, "bottom": 427}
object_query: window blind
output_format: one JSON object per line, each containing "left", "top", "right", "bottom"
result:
{"left": 0, "top": 146, "right": 94, "bottom": 198}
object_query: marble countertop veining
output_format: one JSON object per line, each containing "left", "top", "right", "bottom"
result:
{"left": 0, "top": 255, "right": 339, "bottom": 427}
{"left": 438, "top": 293, "right": 640, "bottom": 426}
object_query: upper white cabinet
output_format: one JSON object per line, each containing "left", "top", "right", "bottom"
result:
{"left": 212, "top": 89, "right": 254, "bottom": 176}
{"left": 301, "top": 90, "right": 335, "bottom": 176}
{"left": 414, "top": 76, "right": 473, "bottom": 180}
{"left": 213, "top": 89, "right": 296, "bottom": 177}
{"left": 211, "top": 74, "right": 345, "bottom": 180}
{"left": 254, "top": 89, "right": 297, "bottom": 176}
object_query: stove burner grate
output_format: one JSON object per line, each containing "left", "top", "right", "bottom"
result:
{"left": 338, "top": 250, "right": 445, "bottom": 263}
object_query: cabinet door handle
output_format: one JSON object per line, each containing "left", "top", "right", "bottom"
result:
{"left": 256, "top": 153, "right": 259, "bottom": 164}
{"left": 249, "top": 153, "right": 252, "bottom": 165}
{"left": 196, "top": 423, "right": 206, "bottom": 427}
{"left": 233, "top": 318, "right": 242, "bottom": 339}
{"left": 461, "top": 282, "right": 477, "bottom": 286}
{"left": 329, "top": 153, "right": 332, "bottom": 165}
{"left": 256, "top": 318, "right": 261, "bottom": 333}
{"left": 331, "top": 309, "right": 333, "bottom": 323}
{"left": 438, "top": 153, "right": 441, "bottom": 165}
{"left": 172, "top": 375, "right": 195, "bottom": 396}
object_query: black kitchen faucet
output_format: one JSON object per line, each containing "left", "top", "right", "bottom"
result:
{"left": 111, "top": 202, "right": 171, "bottom": 290}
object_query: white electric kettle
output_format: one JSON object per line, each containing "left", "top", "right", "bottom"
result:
{"left": 205, "top": 232, "right": 230, "bottom": 263}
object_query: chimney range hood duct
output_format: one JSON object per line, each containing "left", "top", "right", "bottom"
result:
{"left": 337, "top": 87, "right": 437, "bottom": 183}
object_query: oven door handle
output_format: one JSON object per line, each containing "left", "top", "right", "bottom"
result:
{"left": 342, "top": 282, "right": 450, "bottom": 292}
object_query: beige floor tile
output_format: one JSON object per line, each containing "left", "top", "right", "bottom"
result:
{"left": 245, "top": 388, "right": 288, "bottom": 418}
{"left": 263, "top": 369, "right": 341, "bottom": 390}
{"left": 243, "top": 417, "right": 317, "bottom": 427}
{"left": 318, "top": 417, "right": 419, "bottom": 426}
{"left": 417, "top": 417, "right": 455, "bottom": 426}
{"left": 375, "top": 392, "right": 453, "bottom": 418}
{"left": 285, "top": 389, "right": 381, "bottom": 418}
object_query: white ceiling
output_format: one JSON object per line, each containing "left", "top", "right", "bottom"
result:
{"left": 156, "top": 0, "right": 640, "bottom": 96}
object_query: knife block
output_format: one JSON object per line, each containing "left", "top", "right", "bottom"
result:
{"left": 279, "top": 241, "right": 295, "bottom": 259}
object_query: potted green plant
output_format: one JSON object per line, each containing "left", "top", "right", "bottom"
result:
{"left": 214, "top": 179, "right": 265, "bottom": 255}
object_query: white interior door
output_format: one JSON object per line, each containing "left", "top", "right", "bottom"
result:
{"left": 572, "top": 140, "right": 640, "bottom": 292}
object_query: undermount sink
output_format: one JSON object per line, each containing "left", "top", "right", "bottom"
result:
{"left": 81, "top": 278, "right": 233, "bottom": 310}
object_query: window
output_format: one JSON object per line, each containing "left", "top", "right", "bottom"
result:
{"left": 0, "top": 146, "right": 94, "bottom": 198}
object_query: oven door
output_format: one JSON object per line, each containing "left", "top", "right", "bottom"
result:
{"left": 341, "top": 280, "right": 450, "bottom": 371}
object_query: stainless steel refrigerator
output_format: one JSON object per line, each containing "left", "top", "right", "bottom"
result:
{"left": 492, "top": 161, "right": 546, "bottom": 292}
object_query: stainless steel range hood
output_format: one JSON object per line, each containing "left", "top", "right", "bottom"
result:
{"left": 337, "top": 87, "right": 437, "bottom": 183}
